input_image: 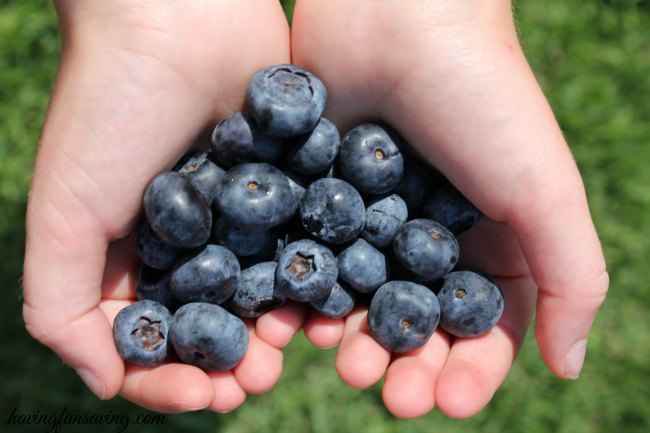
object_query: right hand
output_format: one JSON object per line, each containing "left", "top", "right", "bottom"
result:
{"left": 22, "top": 0, "right": 303, "bottom": 413}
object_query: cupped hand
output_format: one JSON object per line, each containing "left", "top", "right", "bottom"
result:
{"left": 22, "top": 0, "right": 305, "bottom": 413}
{"left": 292, "top": 0, "right": 609, "bottom": 418}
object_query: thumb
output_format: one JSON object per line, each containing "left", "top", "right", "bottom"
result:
{"left": 23, "top": 202, "right": 123, "bottom": 398}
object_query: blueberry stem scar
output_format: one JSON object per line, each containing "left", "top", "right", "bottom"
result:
{"left": 130, "top": 317, "right": 164, "bottom": 351}
{"left": 287, "top": 253, "right": 315, "bottom": 282}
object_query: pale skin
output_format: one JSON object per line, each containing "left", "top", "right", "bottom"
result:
{"left": 23, "top": 0, "right": 609, "bottom": 419}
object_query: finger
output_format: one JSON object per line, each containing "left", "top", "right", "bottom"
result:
{"left": 120, "top": 363, "right": 215, "bottom": 413}
{"left": 303, "top": 311, "right": 346, "bottom": 349}
{"left": 232, "top": 327, "right": 284, "bottom": 395}
{"left": 335, "top": 308, "right": 391, "bottom": 388}
{"left": 23, "top": 215, "right": 123, "bottom": 399}
{"left": 435, "top": 276, "right": 536, "bottom": 418}
{"left": 207, "top": 372, "right": 247, "bottom": 413}
{"left": 381, "top": 331, "right": 451, "bottom": 418}
{"left": 255, "top": 302, "right": 308, "bottom": 349}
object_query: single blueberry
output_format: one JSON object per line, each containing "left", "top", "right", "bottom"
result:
{"left": 299, "top": 178, "right": 365, "bottom": 244}
{"left": 246, "top": 64, "right": 327, "bottom": 137}
{"left": 275, "top": 239, "right": 338, "bottom": 302}
{"left": 143, "top": 171, "right": 212, "bottom": 248}
{"left": 169, "top": 303, "right": 248, "bottom": 371}
{"left": 360, "top": 194, "right": 409, "bottom": 249}
{"left": 437, "top": 270, "right": 504, "bottom": 338}
{"left": 216, "top": 163, "right": 295, "bottom": 232}
{"left": 134, "top": 218, "right": 184, "bottom": 270}
{"left": 210, "top": 112, "right": 284, "bottom": 167}
{"left": 286, "top": 117, "right": 340, "bottom": 175}
{"left": 393, "top": 157, "right": 435, "bottom": 215}
{"left": 337, "top": 239, "right": 389, "bottom": 293}
{"left": 393, "top": 219, "right": 459, "bottom": 282}
{"left": 309, "top": 282, "right": 356, "bottom": 319}
{"left": 213, "top": 217, "right": 273, "bottom": 257}
{"left": 135, "top": 264, "right": 181, "bottom": 312}
{"left": 422, "top": 184, "right": 482, "bottom": 235}
{"left": 112, "top": 300, "right": 171, "bottom": 367}
{"left": 170, "top": 244, "right": 240, "bottom": 304}
{"left": 175, "top": 151, "right": 225, "bottom": 205}
{"left": 338, "top": 124, "right": 404, "bottom": 194}
{"left": 367, "top": 281, "right": 440, "bottom": 353}
{"left": 227, "top": 262, "right": 286, "bottom": 318}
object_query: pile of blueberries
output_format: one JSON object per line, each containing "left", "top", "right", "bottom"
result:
{"left": 112, "top": 64, "right": 505, "bottom": 372}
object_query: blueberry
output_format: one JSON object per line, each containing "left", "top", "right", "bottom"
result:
{"left": 210, "top": 112, "right": 284, "bottom": 167}
{"left": 437, "top": 270, "right": 504, "bottom": 338}
{"left": 246, "top": 64, "right": 327, "bottom": 137}
{"left": 275, "top": 239, "right": 338, "bottom": 302}
{"left": 393, "top": 157, "right": 435, "bottom": 215}
{"left": 170, "top": 244, "right": 240, "bottom": 304}
{"left": 422, "top": 184, "right": 482, "bottom": 235}
{"left": 228, "top": 262, "right": 286, "bottom": 318}
{"left": 360, "top": 194, "right": 408, "bottom": 249}
{"left": 134, "top": 218, "right": 183, "bottom": 270}
{"left": 112, "top": 300, "right": 171, "bottom": 367}
{"left": 216, "top": 163, "right": 295, "bottom": 232}
{"left": 338, "top": 124, "right": 404, "bottom": 194}
{"left": 175, "top": 151, "right": 225, "bottom": 205}
{"left": 367, "top": 281, "right": 440, "bottom": 353}
{"left": 143, "top": 171, "right": 212, "bottom": 248}
{"left": 309, "top": 282, "right": 356, "bottom": 319}
{"left": 135, "top": 264, "right": 181, "bottom": 311}
{"left": 213, "top": 217, "right": 273, "bottom": 257}
{"left": 392, "top": 219, "right": 459, "bottom": 282}
{"left": 286, "top": 117, "right": 340, "bottom": 175}
{"left": 337, "top": 239, "right": 389, "bottom": 293}
{"left": 299, "top": 178, "right": 365, "bottom": 244}
{"left": 169, "top": 303, "right": 248, "bottom": 371}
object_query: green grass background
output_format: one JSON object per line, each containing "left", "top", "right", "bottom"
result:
{"left": 1, "top": 0, "right": 649, "bottom": 432}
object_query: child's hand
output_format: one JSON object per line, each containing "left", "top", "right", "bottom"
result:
{"left": 22, "top": 0, "right": 304, "bottom": 413}
{"left": 291, "top": 0, "right": 608, "bottom": 418}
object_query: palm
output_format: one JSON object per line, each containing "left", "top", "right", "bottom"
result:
{"left": 290, "top": 0, "right": 600, "bottom": 418}
{"left": 24, "top": 1, "right": 297, "bottom": 412}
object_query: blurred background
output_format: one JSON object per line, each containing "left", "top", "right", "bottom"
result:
{"left": 1, "top": 0, "right": 648, "bottom": 432}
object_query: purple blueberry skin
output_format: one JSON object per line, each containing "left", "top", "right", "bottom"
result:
{"left": 169, "top": 303, "right": 248, "bottom": 371}
{"left": 437, "top": 270, "right": 504, "bottom": 338}
{"left": 175, "top": 151, "right": 225, "bottom": 206}
{"left": 216, "top": 163, "right": 295, "bottom": 232}
{"left": 422, "top": 184, "right": 482, "bottom": 235}
{"left": 286, "top": 117, "right": 340, "bottom": 175}
{"left": 213, "top": 217, "right": 273, "bottom": 257}
{"left": 338, "top": 123, "right": 404, "bottom": 195}
{"left": 299, "top": 178, "right": 365, "bottom": 245}
{"left": 135, "top": 264, "right": 181, "bottom": 312}
{"left": 134, "top": 218, "right": 184, "bottom": 270}
{"left": 275, "top": 239, "right": 339, "bottom": 302}
{"left": 337, "top": 239, "right": 389, "bottom": 293}
{"left": 309, "top": 282, "right": 356, "bottom": 319}
{"left": 367, "top": 281, "right": 440, "bottom": 353}
{"left": 170, "top": 244, "right": 240, "bottom": 304}
{"left": 210, "top": 112, "right": 284, "bottom": 167}
{"left": 227, "top": 262, "right": 286, "bottom": 319}
{"left": 113, "top": 300, "right": 172, "bottom": 367}
{"left": 143, "top": 171, "right": 212, "bottom": 248}
{"left": 392, "top": 219, "right": 459, "bottom": 283}
{"left": 361, "top": 194, "right": 409, "bottom": 249}
{"left": 245, "top": 64, "right": 327, "bottom": 137}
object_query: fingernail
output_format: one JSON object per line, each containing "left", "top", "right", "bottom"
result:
{"left": 565, "top": 338, "right": 588, "bottom": 380}
{"left": 76, "top": 368, "right": 107, "bottom": 399}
